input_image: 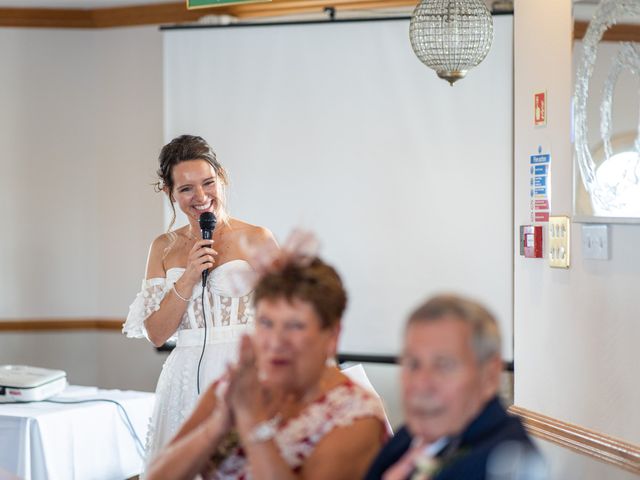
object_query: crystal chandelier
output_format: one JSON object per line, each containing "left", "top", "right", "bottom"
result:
{"left": 409, "top": 0, "right": 494, "bottom": 85}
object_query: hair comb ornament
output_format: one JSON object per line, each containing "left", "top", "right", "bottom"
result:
{"left": 227, "top": 229, "right": 321, "bottom": 297}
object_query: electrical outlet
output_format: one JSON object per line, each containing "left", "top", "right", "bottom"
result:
{"left": 582, "top": 224, "right": 609, "bottom": 260}
{"left": 548, "top": 216, "right": 570, "bottom": 268}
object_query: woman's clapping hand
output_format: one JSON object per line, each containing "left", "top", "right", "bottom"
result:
{"left": 226, "top": 335, "right": 285, "bottom": 435}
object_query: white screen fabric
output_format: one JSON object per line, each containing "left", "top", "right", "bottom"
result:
{"left": 163, "top": 16, "right": 514, "bottom": 358}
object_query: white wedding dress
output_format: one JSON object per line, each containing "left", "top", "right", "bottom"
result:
{"left": 123, "top": 260, "right": 255, "bottom": 464}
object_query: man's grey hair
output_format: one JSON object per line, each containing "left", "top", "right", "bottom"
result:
{"left": 406, "top": 294, "right": 502, "bottom": 363}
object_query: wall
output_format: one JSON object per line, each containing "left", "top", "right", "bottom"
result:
{"left": 537, "top": 441, "right": 640, "bottom": 480}
{"left": 514, "top": 0, "right": 640, "bottom": 460}
{"left": 0, "top": 26, "right": 166, "bottom": 388}
{"left": 0, "top": 28, "right": 99, "bottom": 317}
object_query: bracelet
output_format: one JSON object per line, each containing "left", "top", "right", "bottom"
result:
{"left": 247, "top": 415, "right": 281, "bottom": 444}
{"left": 172, "top": 284, "right": 189, "bottom": 302}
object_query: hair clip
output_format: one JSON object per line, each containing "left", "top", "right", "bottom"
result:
{"left": 226, "top": 229, "right": 320, "bottom": 296}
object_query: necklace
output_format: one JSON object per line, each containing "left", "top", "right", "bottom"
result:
{"left": 185, "top": 223, "right": 224, "bottom": 241}
{"left": 186, "top": 228, "right": 199, "bottom": 241}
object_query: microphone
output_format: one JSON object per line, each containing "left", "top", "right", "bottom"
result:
{"left": 199, "top": 212, "right": 217, "bottom": 287}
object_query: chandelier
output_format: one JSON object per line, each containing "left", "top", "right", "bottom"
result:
{"left": 409, "top": 0, "right": 494, "bottom": 85}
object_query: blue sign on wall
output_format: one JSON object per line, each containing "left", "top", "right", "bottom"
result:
{"left": 530, "top": 154, "right": 551, "bottom": 164}
{"left": 534, "top": 176, "right": 547, "bottom": 187}
{"left": 533, "top": 165, "right": 548, "bottom": 175}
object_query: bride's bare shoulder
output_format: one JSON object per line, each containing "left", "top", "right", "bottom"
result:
{"left": 227, "top": 218, "right": 277, "bottom": 245}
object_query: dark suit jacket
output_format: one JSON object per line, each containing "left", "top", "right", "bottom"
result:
{"left": 364, "top": 397, "right": 537, "bottom": 480}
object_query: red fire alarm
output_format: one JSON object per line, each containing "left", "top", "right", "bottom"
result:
{"left": 522, "top": 225, "right": 543, "bottom": 258}
{"left": 534, "top": 91, "right": 546, "bottom": 126}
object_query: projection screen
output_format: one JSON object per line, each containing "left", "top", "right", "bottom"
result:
{"left": 162, "top": 16, "right": 514, "bottom": 359}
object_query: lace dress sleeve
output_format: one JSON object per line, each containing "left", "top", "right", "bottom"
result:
{"left": 122, "top": 278, "right": 173, "bottom": 339}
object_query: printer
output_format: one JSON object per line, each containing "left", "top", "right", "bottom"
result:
{"left": 0, "top": 365, "right": 67, "bottom": 402}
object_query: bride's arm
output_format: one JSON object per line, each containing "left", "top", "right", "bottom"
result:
{"left": 143, "top": 234, "right": 217, "bottom": 347}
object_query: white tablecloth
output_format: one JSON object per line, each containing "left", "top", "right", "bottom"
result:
{"left": 0, "top": 385, "right": 154, "bottom": 480}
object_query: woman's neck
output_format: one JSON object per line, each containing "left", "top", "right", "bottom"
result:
{"left": 283, "top": 366, "right": 342, "bottom": 411}
{"left": 185, "top": 216, "right": 229, "bottom": 240}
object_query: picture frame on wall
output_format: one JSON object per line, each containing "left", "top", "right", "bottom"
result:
{"left": 572, "top": 0, "right": 640, "bottom": 224}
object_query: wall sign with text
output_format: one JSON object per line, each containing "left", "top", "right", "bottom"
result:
{"left": 529, "top": 146, "right": 551, "bottom": 223}
{"left": 187, "top": 0, "right": 271, "bottom": 9}
{"left": 534, "top": 90, "right": 547, "bottom": 126}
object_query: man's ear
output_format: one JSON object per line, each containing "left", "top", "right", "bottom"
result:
{"left": 480, "top": 354, "right": 503, "bottom": 400}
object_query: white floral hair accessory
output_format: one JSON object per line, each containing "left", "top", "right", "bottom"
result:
{"left": 411, "top": 455, "right": 440, "bottom": 480}
{"left": 227, "top": 229, "right": 320, "bottom": 296}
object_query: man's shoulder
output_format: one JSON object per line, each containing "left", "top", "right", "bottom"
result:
{"left": 377, "top": 425, "right": 413, "bottom": 454}
{"left": 468, "top": 397, "right": 533, "bottom": 446}
{"left": 436, "top": 399, "right": 539, "bottom": 480}
{"left": 363, "top": 425, "right": 413, "bottom": 480}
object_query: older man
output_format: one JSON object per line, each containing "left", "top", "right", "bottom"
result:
{"left": 365, "top": 295, "right": 541, "bottom": 480}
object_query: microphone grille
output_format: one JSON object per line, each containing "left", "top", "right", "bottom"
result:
{"left": 199, "top": 212, "right": 217, "bottom": 231}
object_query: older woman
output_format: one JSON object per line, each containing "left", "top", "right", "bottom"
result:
{"left": 147, "top": 255, "right": 389, "bottom": 480}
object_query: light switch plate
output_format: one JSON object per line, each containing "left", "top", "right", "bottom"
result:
{"left": 582, "top": 224, "right": 609, "bottom": 260}
{"left": 548, "top": 216, "right": 570, "bottom": 268}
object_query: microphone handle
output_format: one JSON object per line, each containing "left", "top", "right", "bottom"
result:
{"left": 201, "top": 229, "right": 213, "bottom": 287}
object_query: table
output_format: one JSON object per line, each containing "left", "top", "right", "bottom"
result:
{"left": 0, "top": 386, "right": 154, "bottom": 480}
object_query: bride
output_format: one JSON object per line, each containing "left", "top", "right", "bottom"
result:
{"left": 122, "top": 134, "right": 276, "bottom": 464}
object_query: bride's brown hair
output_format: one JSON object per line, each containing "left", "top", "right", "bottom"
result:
{"left": 156, "top": 134, "right": 230, "bottom": 232}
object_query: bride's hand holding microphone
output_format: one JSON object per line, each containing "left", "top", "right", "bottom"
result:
{"left": 174, "top": 239, "right": 219, "bottom": 299}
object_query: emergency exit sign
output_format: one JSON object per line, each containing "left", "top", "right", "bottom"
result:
{"left": 187, "top": 0, "right": 271, "bottom": 8}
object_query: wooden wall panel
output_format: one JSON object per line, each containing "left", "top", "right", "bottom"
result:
{"left": 510, "top": 405, "right": 640, "bottom": 475}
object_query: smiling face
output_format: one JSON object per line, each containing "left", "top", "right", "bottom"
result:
{"left": 169, "top": 159, "right": 222, "bottom": 222}
{"left": 253, "top": 296, "right": 339, "bottom": 395}
{"left": 401, "top": 316, "right": 501, "bottom": 443}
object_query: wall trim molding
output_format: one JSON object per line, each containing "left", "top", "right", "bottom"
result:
{"left": 509, "top": 405, "right": 640, "bottom": 474}
{"left": 574, "top": 21, "right": 640, "bottom": 43}
{"left": 2, "top": 4, "right": 636, "bottom": 36}
{"left": 0, "top": 0, "right": 416, "bottom": 28}
{"left": 0, "top": 319, "right": 124, "bottom": 331}
{"left": 0, "top": 7, "right": 93, "bottom": 28}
